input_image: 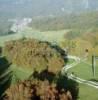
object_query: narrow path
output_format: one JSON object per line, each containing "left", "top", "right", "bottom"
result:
{"left": 61, "top": 55, "right": 81, "bottom": 75}
{"left": 68, "top": 74, "right": 98, "bottom": 89}
{"left": 61, "top": 55, "right": 98, "bottom": 89}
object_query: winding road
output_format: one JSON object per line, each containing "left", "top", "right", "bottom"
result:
{"left": 61, "top": 55, "right": 98, "bottom": 89}
{"left": 61, "top": 55, "right": 80, "bottom": 74}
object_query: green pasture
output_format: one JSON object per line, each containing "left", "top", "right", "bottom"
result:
{"left": 10, "top": 64, "right": 33, "bottom": 83}
{"left": 78, "top": 84, "right": 98, "bottom": 100}
{"left": 0, "top": 27, "right": 69, "bottom": 46}
{"left": 67, "top": 60, "right": 98, "bottom": 100}
{"left": 18, "top": 27, "right": 69, "bottom": 44}
{"left": 68, "top": 61, "right": 98, "bottom": 80}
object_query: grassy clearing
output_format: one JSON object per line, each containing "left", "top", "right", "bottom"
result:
{"left": 78, "top": 83, "right": 98, "bottom": 100}
{"left": 0, "top": 27, "right": 69, "bottom": 46}
{"left": 19, "top": 27, "right": 69, "bottom": 43}
{"left": 2, "top": 63, "right": 48, "bottom": 84}
{"left": 68, "top": 61, "right": 98, "bottom": 80}
{"left": 10, "top": 64, "right": 33, "bottom": 83}
{"left": 67, "top": 60, "right": 98, "bottom": 100}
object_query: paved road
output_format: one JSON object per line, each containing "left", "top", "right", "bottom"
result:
{"left": 61, "top": 55, "right": 80, "bottom": 75}
{"left": 61, "top": 55, "right": 98, "bottom": 89}
{"left": 69, "top": 74, "right": 98, "bottom": 89}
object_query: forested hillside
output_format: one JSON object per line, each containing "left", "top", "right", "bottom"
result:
{"left": 31, "top": 11, "right": 98, "bottom": 31}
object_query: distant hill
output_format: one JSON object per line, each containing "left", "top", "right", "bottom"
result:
{"left": 0, "top": 0, "right": 98, "bottom": 35}
{"left": 31, "top": 11, "right": 98, "bottom": 31}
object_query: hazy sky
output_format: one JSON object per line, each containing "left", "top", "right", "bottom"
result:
{"left": 0, "top": 0, "right": 98, "bottom": 18}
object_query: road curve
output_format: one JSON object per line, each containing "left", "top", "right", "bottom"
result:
{"left": 61, "top": 55, "right": 80, "bottom": 75}
{"left": 61, "top": 55, "right": 98, "bottom": 89}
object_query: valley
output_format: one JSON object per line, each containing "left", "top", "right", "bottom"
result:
{"left": 0, "top": 1, "right": 98, "bottom": 100}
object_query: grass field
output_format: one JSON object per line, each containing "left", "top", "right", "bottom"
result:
{"left": 0, "top": 27, "right": 69, "bottom": 46}
{"left": 19, "top": 27, "right": 69, "bottom": 44}
{"left": 10, "top": 64, "right": 33, "bottom": 84}
{"left": 68, "top": 60, "right": 98, "bottom": 100}
{"left": 79, "top": 83, "right": 98, "bottom": 100}
{"left": 68, "top": 61, "right": 98, "bottom": 80}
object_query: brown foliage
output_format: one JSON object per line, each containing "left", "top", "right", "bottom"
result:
{"left": 4, "top": 80, "right": 72, "bottom": 100}
{"left": 3, "top": 39, "right": 65, "bottom": 73}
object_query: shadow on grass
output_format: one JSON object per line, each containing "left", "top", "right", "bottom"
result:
{"left": 30, "top": 70, "right": 79, "bottom": 100}
{"left": 30, "top": 69, "right": 56, "bottom": 83}
{"left": 0, "top": 57, "right": 12, "bottom": 99}
{"left": 56, "top": 73, "right": 79, "bottom": 100}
